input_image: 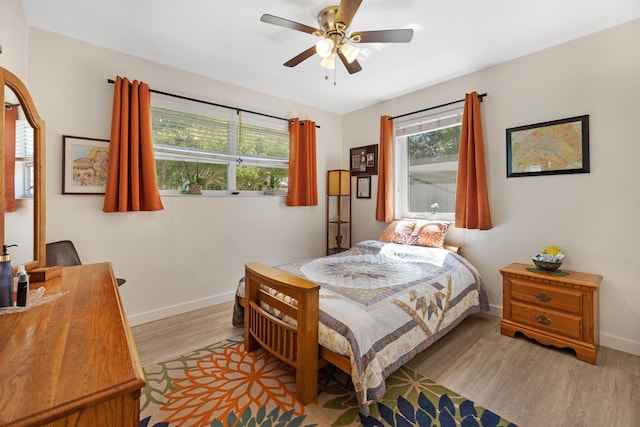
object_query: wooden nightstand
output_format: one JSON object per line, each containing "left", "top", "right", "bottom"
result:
{"left": 500, "top": 263, "right": 602, "bottom": 364}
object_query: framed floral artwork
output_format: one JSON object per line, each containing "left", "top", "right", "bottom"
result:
{"left": 62, "top": 135, "right": 110, "bottom": 194}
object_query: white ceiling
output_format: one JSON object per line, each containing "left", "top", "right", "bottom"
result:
{"left": 20, "top": 0, "right": 640, "bottom": 115}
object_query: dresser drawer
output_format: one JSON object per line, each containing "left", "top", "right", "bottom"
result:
{"left": 511, "top": 301, "right": 583, "bottom": 340}
{"left": 510, "top": 278, "right": 582, "bottom": 314}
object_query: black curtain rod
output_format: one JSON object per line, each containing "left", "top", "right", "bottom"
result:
{"left": 107, "top": 79, "right": 320, "bottom": 128}
{"left": 389, "top": 92, "right": 487, "bottom": 121}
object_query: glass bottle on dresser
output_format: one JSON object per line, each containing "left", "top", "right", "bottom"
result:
{"left": 0, "top": 245, "right": 17, "bottom": 307}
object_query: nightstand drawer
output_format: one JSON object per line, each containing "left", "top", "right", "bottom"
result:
{"left": 511, "top": 301, "right": 582, "bottom": 339}
{"left": 511, "top": 279, "right": 582, "bottom": 314}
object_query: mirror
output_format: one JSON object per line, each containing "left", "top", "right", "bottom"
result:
{"left": 1, "top": 67, "right": 45, "bottom": 271}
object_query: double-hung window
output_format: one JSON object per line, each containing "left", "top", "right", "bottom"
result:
{"left": 150, "top": 93, "right": 289, "bottom": 195}
{"left": 13, "top": 104, "right": 34, "bottom": 198}
{"left": 394, "top": 106, "right": 463, "bottom": 220}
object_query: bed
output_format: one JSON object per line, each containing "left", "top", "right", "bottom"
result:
{"left": 233, "top": 220, "right": 488, "bottom": 414}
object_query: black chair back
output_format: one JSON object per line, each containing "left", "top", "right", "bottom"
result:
{"left": 46, "top": 240, "right": 82, "bottom": 267}
{"left": 45, "top": 240, "right": 126, "bottom": 286}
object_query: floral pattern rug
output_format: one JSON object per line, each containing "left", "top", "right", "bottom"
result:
{"left": 140, "top": 335, "right": 516, "bottom": 427}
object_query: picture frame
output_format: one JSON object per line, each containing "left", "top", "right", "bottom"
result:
{"left": 350, "top": 144, "right": 378, "bottom": 176}
{"left": 62, "top": 135, "right": 110, "bottom": 194}
{"left": 506, "top": 115, "right": 589, "bottom": 178}
{"left": 356, "top": 176, "right": 371, "bottom": 199}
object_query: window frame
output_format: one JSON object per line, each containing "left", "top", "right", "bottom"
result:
{"left": 150, "top": 93, "right": 289, "bottom": 196}
{"left": 394, "top": 106, "right": 464, "bottom": 221}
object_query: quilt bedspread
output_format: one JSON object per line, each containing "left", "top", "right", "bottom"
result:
{"left": 234, "top": 240, "right": 488, "bottom": 413}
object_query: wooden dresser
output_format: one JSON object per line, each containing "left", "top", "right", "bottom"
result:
{"left": 500, "top": 262, "right": 602, "bottom": 364}
{"left": 0, "top": 263, "right": 145, "bottom": 426}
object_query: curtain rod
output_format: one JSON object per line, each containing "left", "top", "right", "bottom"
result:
{"left": 389, "top": 92, "right": 487, "bottom": 121}
{"left": 107, "top": 78, "right": 320, "bottom": 128}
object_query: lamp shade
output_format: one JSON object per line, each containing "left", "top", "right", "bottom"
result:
{"left": 316, "top": 38, "right": 334, "bottom": 58}
{"left": 340, "top": 43, "right": 360, "bottom": 64}
{"left": 320, "top": 53, "right": 336, "bottom": 70}
{"left": 328, "top": 169, "right": 350, "bottom": 196}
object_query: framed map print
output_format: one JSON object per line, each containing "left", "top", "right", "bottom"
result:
{"left": 506, "top": 115, "right": 589, "bottom": 178}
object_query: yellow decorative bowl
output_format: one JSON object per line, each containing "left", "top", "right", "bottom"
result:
{"left": 533, "top": 259, "right": 563, "bottom": 271}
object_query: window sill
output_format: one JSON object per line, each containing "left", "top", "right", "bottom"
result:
{"left": 409, "top": 212, "right": 454, "bottom": 221}
{"left": 159, "top": 190, "right": 287, "bottom": 197}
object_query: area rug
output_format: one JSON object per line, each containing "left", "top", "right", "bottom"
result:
{"left": 140, "top": 335, "right": 516, "bottom": 427}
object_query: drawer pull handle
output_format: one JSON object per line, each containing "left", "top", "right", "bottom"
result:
{"left": 535, "top": 315, "right": 551, "bottom": 325}
{"left": 534, "top": 293, "right": 551, "bottom": 302}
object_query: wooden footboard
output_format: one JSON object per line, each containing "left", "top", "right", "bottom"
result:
{"left": 244, "top": 262, "right": 320, "bottom": 405}
{"left": 242, "top": 243, "right": 463, "bottom": 405}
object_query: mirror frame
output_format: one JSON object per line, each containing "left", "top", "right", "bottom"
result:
{"left": 1, "top": 67, "right": 46, "bottom": 271}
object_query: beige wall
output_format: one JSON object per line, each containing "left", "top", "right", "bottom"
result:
{"left": 344, "top": 19, "right": 640, "bottom": 355}
{"left": 0, "top": 0, "right": 28, "bottom": 79}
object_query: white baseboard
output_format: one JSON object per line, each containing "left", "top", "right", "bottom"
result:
{"left": 487, "top": 303, "right": 502, "bottom": 318}
{"left": 599, "top": 333, "right": 640, "bottom": 357}
{"left": 127, "top": 292, "right": 236, "bottom": 327}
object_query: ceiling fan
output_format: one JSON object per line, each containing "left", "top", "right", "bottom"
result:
{"left": 260, "top": 0, "right": 414, "bottom": 76}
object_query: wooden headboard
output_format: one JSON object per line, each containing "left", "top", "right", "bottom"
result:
{"left": 443, "top": 243, "right": 461, "bottom": 255}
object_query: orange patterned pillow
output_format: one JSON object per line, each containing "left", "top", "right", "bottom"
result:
{"left": 379, "top": 220, "right": 417, "bottom": 244}
{"left": 406, "top": 220, "right": 451, "bottom": 248}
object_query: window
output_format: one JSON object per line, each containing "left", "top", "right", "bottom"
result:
{"left": 150, "top": 94, "right": 289, "bottom": 194}
{"left": 14, "top": 104, "right": 34, "bottom": 198}
{"left": 394, "top": 107, "right": 463, "bottom": 219}
{"left": 14, "top": 105, "right": 34, "bottom": 158}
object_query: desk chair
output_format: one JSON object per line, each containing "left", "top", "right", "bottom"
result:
{"left": 46, "top": 240, "right": 126, "bottom": 286}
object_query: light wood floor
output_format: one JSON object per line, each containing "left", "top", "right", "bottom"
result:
{"left": 132, "top": 302, "right": 640, "bottom": 427}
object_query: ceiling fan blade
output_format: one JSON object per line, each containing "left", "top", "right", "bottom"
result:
{"left": 352, "top": 29, "right": 414, "bottom": 43}
{"left": 335, "top": 0, "right": 362, "bottom": 29}
{"left": 337, "top": 50, "right": 362, "bottom": 74}
{"left": 260, "top": 14, "right": 320, "bottom": 35}
{"left": 283, "top": 46, "right": 317, "bottom": 67}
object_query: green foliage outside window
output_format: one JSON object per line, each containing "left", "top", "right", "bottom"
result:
{"left": 239, "top": 125, "right": 289, "bottom": 158}
{"left": 407, "top": 126, "right": 461, "bottom": 164}
{"left": 151, "top": 105, "right": 289, "bottom": 192}
{"left": 152, "top": 108, "right": 228, "bottom": 152}
{"left": 237, "top": 123, "right": 289, "bottom": 191}
{"left": 238, "top": 166, "right": 288, "bottom": 191}
{"left": 155, "top": 159, "right": 228, "bottom": 191}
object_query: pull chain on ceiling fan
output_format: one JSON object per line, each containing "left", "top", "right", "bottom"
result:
{"left": 260, "top": 0, "right": 414, "bottom": 81}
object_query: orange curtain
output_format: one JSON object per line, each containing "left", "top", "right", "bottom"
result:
{"left": 455, "top": 92, "right": 492, "bottom": 229}
{"left": 4, "top": 105, "right": 16, "bottom": 213}
{"left": 103, "top": 76, "right": 163, "bottom": 212}
{"left": 286, "top": 118, "right": 318, "bottom": 206}
{"left": 375, "top": 115, "right": 394, "bottom": 222}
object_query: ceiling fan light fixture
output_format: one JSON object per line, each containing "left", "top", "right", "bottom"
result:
{"left": 316, "top": 38, "right": 334, "bottom": 58}
{"left": 320, "top": 54, "right": 336, "bottom": 70}
{"left": 261, "top": 0, "right": 414, "bottom": 76}
{"left": 340, "top": 43, "right": 360, "bottom": 64}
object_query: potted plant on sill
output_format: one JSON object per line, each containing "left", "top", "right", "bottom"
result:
{"left": 264, "top": 175, "right": 281, "bottom": 195}
{"left": 181, "top": 162, "right": 207, "bottom": 195}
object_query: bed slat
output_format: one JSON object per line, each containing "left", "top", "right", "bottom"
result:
{"left": 248, "top": 300, "right": 297, "bottom": 365}
{"left": 257, "top": 288, "right": 298, "bottom": 320}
